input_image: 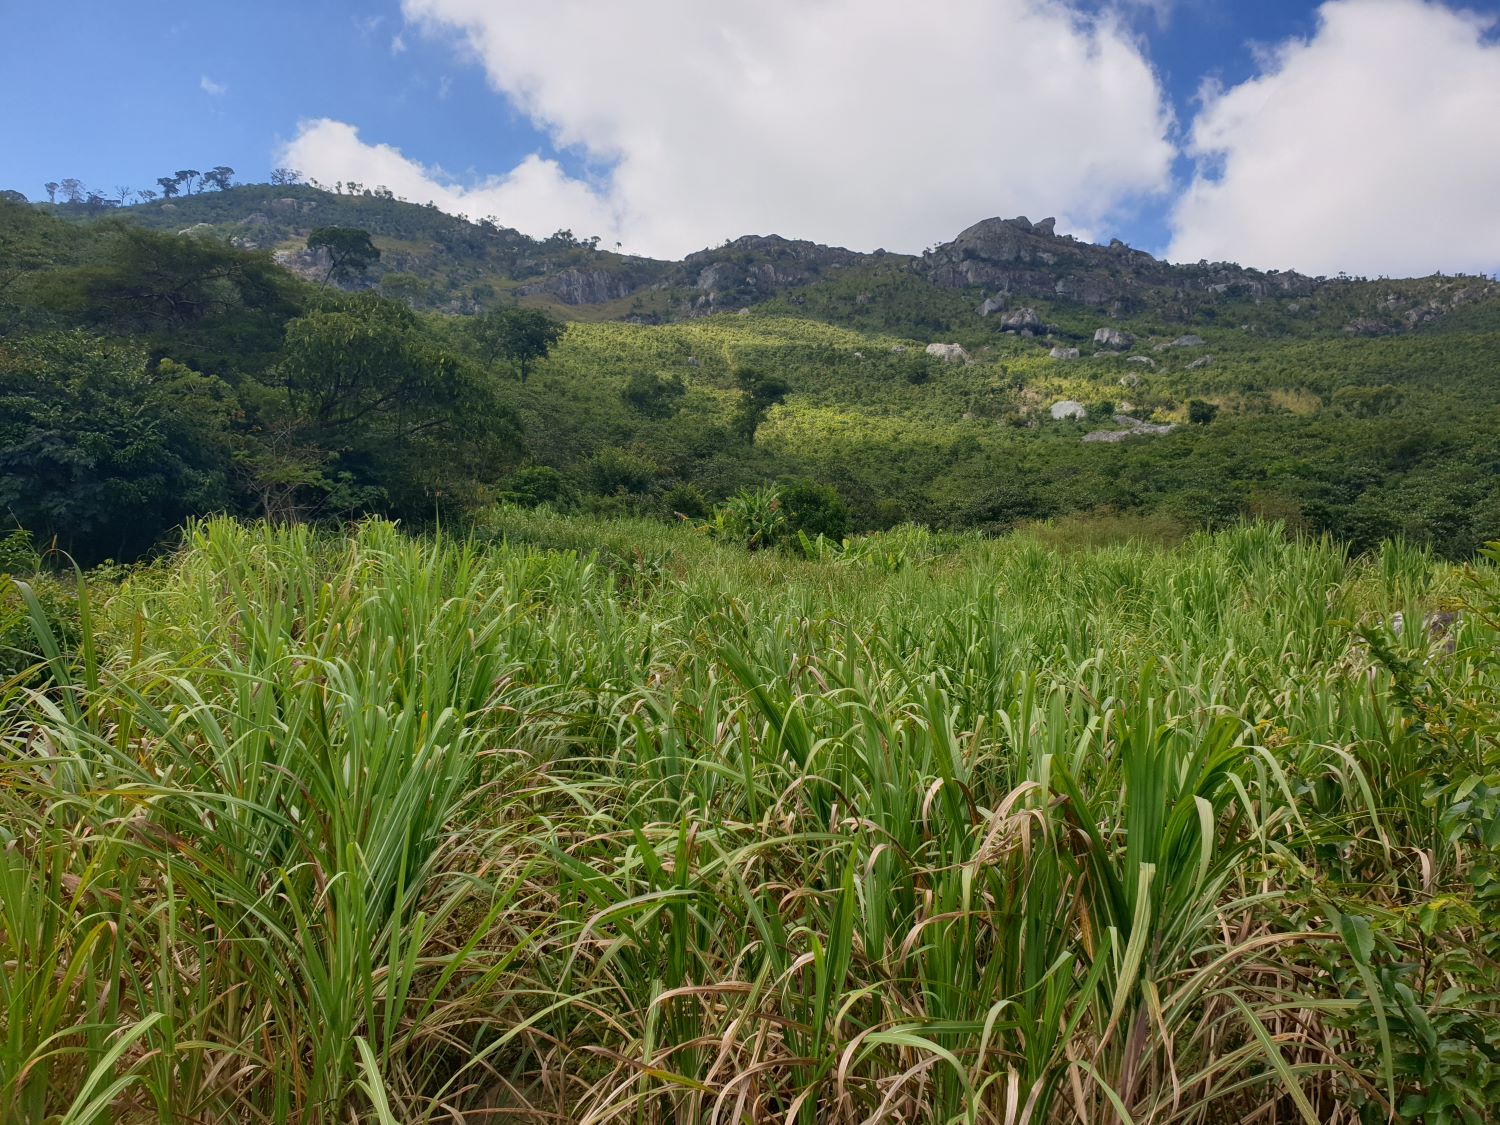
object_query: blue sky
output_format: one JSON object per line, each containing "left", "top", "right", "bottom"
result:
{"left": 3, "top": 1, "right": 1498, "bottom": 275}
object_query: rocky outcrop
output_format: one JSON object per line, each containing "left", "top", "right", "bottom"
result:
{"left": 926, "top": 343, "right": 972, "bottom": 364}
{"left": 999, "top": 307, "right": 1044, "bottom": 334}
{"left": 518, "top": 268, "right": 641, "bottom": 306}
{"left": 1186, "top": 355, "right": 1215, "bottom": 370}
{"left": 1050, "top": 400, "right": 1087, "bottom": 421}
{"left": 977, "top": 295, "right": 1006, "bottom": 316}
{"left": 922, "top": 216, "right": 1319, "bottom": 310}
{"left": 1049, "top": 347, "right": 1080, "bottom": 360}
{"left": 1083, "top": 416, "right": 1176, "bottom": 443}
{"left": 1094, "top": 327, "right": 1134, "bottom": 349}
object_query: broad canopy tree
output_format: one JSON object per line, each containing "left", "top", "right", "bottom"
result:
{"left": 462, "top": 306, "right": 565, "bottom": 383}
{"left": 274, "top": 291, "right": 522, "bottom": 515}
{"left": 306, "top": 226, "right": 381, "bottom": 286}
{"left": 0, "top": 332, "right": 234, "bottom": 563}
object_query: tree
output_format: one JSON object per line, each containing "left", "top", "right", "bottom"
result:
{"left": 270, "top": 167, "right": 302, "bottom": 186}
{"left": 115, "top": 186, "right": 133, "bottom": 205}
{"left": 462, "top": 306, "right": 564, "bottom": 383}
{"left": 137, "top": 189, "right": 157, "bottom": 203}
{"left": 43, "top": 182, "right": 58, "bottom": 204}
{"left": 780, "top": 478, "right": 851, "bottom": 541}
{"left": 34, "top": 225, "right": 300, "bottom": 370}
{"left": 621, "top": 370, "right": 686, "bottom": 419}
{"left": 274, "top": 291, "right": 521, "bottom": 515}
{"left": 175, "top": 169, "right": 200, "bottom": 195}
{"left": 157, "top": 176, "right": 180, "bottom": 199}
{"left": 1187, "top": 399, "right": 1219, "bottom": 425}
{"left": 0, "top": 332, "right": 234, "bottom": 562}
{"left": 306, "top": 227, "right": 381, "bottom": 287}
{"left": 59, "top": 178, "right": 83, "bottom": 204}
{"left": 203, "top": 166, "right": 235, "bottom": 191}
{"left": 732, "top": 365, "right": 789, "bottom": 441}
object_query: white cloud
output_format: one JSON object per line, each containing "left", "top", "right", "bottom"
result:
{"left": 278, "top": 1, "right": 1176, "bottom": 257}
{"left": 391, "top": 33, "right": 407, "bottom": 55}
{"left": 281, "top": 119, "right": 621, "bottom": 243}
{"left": 200, "top": 75, "right": 227, "bottom": 97}
{"left": 1169, "top": 0, "right": 1500, "bottom": 277}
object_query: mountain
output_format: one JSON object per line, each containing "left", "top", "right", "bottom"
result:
{"left": 9, "top": 186, "right": 1500, "bottom": 564}
{"left": 66, "top": 185, "right": 1498, "bottom": 337}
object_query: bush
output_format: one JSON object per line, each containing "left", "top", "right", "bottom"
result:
{"left": 620, "top": 371, "right": 686, "bottom": 419}
{"left": 500, "top": 465, "right": 575, "bottom": 510}
{"left": 661, "top": 483, "right": 709, "bottom": 520}
{"left": 706, "top": 485, "right": 786, "bottom": 550}
{"left": 1188, "top": 399, "right": 1220, "bottom": 425}
{"left": 587, "top": 447, "right": 661, "bottom": 496}
{"left": 780, "top": 479, "right": 851, "bottom": 542}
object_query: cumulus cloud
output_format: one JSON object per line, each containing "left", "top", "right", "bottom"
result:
{"left": 281, "top": 119, "right": 622, "bottom": 243}
{"left": 280, "top": 0, "right": 1176, "bottom": 257}
{"left": 200, "top": 75, "right": 227, "bottom": 97}
{"left": 1169, "top": 0, "right": 1500, "bottom": 277}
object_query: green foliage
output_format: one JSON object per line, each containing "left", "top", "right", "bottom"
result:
{"left": 705, "top": 484, "right": 787, "bottom": 549}
{"left": 306, "top": 226, "right": 380, "bottom": 285}
{"left": 498, "top": 464, "right": 576, "bottom": 509}
{"left": 586, "top": 446, "right": 661, "bottom": 496}
{"left": 661, "top": 481, "right": 708, "bottom": 520}
{"left": 273, "top": 291, "right": 522, "bottom": 517}
{"left": 732, "top": 363, "right": 789, "bottom": 441}
{"left": 1188, "top": 397, "right": 1220, "bottom": 424}
{"left": 462, "top": 305, "right": 565, "bottom": 382}
{"left": 3, "top": 516, "right": 1496, "bottom": 1120}
{"left": 620, "top": 370, "right": 686, "bottom": 418}
{"left": 0, "top": 332, "right": 233, "bottom": 562}
{"left": 779, "top": 477, "right": 851, "bottom": 541}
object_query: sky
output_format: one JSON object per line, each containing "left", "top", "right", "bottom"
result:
{"left": 3, "top": 0, "right": 1499, "bottom": 277}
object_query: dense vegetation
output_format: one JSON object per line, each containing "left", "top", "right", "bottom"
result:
{"left": 5, "top": 177, "right": 1500, "bottom": 1121}
{"left": 2, "top": 513, "right": 1497, "bottom": 1121}
{"left": 3, "top": 191, "right": 1499, "bottom": 562}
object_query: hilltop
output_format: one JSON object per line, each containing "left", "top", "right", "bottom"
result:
{"left": 53, "top": 183, "right": 1499, "bottom": 339}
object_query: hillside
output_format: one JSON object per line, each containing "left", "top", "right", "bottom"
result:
{"left": 53, "top": 184, "right": 1500, "bottom": 337}
{"left": 4, "top": 190, "right": 1500, "bottom": 562}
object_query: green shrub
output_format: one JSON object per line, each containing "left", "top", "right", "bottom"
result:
{"left": 661, "top": 482, "right": 709, "bottom": 520}
{"left": 779, "top": 479, "right": 851, "bottom": 542}
{"left": 587, "top": 447, "right": 661, "bottom": 495}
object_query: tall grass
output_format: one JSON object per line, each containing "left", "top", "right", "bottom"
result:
{"left": 1, "top": 514, "right": 1495, "bottom": 1121}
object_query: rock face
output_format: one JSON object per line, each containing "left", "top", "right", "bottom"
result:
{"left": 1126, "top": 356, "right": 1155, "bottom": 367}
{"left": 675, "top": 233, "right": 867, "bottom": 315}
{"left": 1186, "top": 355, "right": 1215, "bottom": 370}
{"left": 922, "top": 216, "right": 1318, "bottom": 311}
{"left": 999, "top": 307, "right": 1044, "bottom": 334}
{"left": 977, "top": 295, "right": 1006, "bottom": 316}
{"left": 1171, "top": 335, "right": 1206, "bottom": 348}
{"left": 1083, "top": 416, "right": 1177, "bottom": 443}
{"left": 517, "top": 268, "right": 642, "bottom": 306}
{"left": 1050, "top": 400, "right": 1087, "bottom": 421}
{"left": 1049, "top": 346, "right": 1080, "bottom": 360}
{"left": 926, "top": 342, "right": 972, "bottom": 364}
{"left": 1094, "top": 327, "right": 1134, "bottom": 349}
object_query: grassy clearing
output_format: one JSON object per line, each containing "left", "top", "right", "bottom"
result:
{"left": 2, "top": 513, "right": 1498, "bottom": 1122}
